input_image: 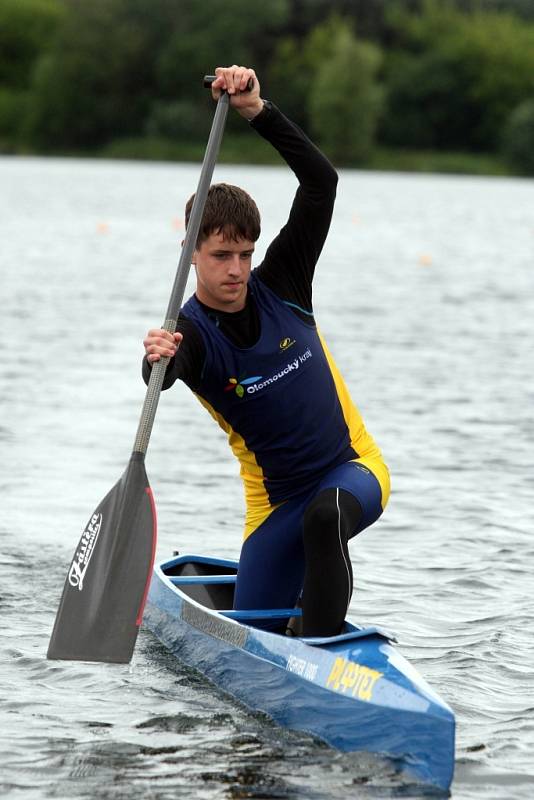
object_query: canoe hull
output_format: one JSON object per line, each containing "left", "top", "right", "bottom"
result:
{"left": 144, "top": 555, "right": 455, "bottom": 792}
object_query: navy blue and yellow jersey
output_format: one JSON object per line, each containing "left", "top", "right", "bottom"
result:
{"left": 181, "top": 273, "right": 389, "bottom": 538}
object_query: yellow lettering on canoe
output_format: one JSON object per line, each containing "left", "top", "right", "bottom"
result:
{"left": 340, "top": 660, "right": 360, "bottom": 692}
{"left": 326, "top": 657, "right": 383, "bottom": 702}
{"left": 354, "top": 666, "right": 382, "bottom": 700}
{"left": 326, "top": 657, "right": 346, "bottom": 691}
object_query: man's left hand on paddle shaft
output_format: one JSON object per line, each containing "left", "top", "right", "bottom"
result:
{"left": 211, "top": 65, "right": 264, "bottom": 121}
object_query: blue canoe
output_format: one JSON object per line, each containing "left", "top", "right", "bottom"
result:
{"left": 144, "top": 553, "right": 455, "bottom": 792}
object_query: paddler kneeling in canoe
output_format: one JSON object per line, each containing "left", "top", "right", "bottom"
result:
{"left": 143, "top": 65, "right": 390, "bottom": 637}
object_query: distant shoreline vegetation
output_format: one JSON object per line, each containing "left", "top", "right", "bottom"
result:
{"left": 1, "top": 0, "right": 533, "bottom": 176}
{"left": 0, "top": 134, "right": 511, "bottom": 178}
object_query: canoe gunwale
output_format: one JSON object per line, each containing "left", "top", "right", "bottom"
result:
{"left": 158, "top": 554, "right": 396, "bottom": 645}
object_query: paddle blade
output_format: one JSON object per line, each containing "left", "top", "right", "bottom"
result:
{"left": 47, "top": 453, "right": 157, "bottom": 663}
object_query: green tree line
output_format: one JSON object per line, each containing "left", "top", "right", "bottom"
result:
{"left": 1, "top": 0, "right": 534, "bottom": 174}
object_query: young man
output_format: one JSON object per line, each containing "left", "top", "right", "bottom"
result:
{"left": 143, "top": 66, "right": 390, "bottom": 637}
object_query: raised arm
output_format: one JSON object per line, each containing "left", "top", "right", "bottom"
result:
{"left": 213, "top": 64, "right": 338, "bottom": 313}
{"left": 252, "top": 103, "right": 338, "bottom": 314}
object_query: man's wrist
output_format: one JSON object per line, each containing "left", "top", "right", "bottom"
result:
{"left": 241, "top": 99, "right": 265, "bottom": 121}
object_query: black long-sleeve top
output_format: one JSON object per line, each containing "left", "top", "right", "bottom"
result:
{"left": 143, "top": 101, "right": 338, "bottom": 392}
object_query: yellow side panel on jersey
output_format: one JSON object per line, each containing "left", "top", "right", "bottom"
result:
{"left": 317, "top": 331, "right": 391, "bottom": 509}
{"left": 193, "top": 393, "right": 280, "bottom": 540}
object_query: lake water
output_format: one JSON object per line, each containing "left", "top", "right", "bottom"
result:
{"left": 1, "top": 154, "right": 533, "bottom": 799}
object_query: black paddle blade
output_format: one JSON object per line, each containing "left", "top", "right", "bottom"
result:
{"left": 47, "top": 453, "right": 156, "bottom": 663}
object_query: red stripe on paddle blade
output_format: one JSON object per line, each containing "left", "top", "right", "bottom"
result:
{"left": 136, "top": 486, "right": 157, "bottom": 626}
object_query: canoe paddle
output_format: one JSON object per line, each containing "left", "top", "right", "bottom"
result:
{"left": 47, "top": 77, "right": 236, "bottom": 663}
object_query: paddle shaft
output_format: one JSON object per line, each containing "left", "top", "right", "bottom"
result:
{"left": 48, "top": 82, "right": 233, "bottom": 664}
{"left": 133, "top": 91, "right": 230, "bottom": 454}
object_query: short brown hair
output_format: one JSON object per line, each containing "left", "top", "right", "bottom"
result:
{"left": 185, "top": 183, "right": 261, "bottom": 248}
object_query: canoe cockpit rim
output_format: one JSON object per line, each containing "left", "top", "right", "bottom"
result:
{"left": 154, "top": 554, "right": 397, "bottom": 645}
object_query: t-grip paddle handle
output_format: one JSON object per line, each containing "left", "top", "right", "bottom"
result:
{"left": 203, "top": 74, "right": 255, "bottom": 91}
{"left": 133, "top": 83, "right": 230, "bottom": 455}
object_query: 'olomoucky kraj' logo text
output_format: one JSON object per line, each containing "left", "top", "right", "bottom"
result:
{"left": 68, "top": 513, "right": 103, "bottom": 591}
{"left": 225, "top": 348, "right": 312, "bottom": 398}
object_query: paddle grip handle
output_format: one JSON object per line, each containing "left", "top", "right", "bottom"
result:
{"left": 203, "top": 74, "right": 255, "bottom": 91}
{"left": 133, "top": 90, "right": 230, "bottom": 455}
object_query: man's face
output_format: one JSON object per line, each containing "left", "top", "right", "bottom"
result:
{"left": 193, "top": 230, "right": 255, "bottom": 312}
